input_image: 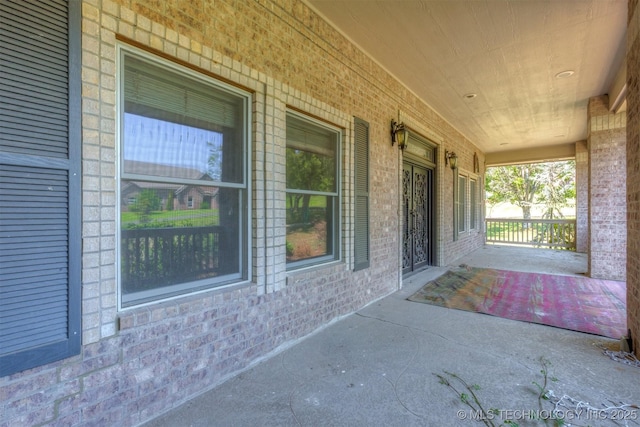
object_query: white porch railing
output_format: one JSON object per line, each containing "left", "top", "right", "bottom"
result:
{"left": 485, "top": 218, "right": 576, "bottom": 250}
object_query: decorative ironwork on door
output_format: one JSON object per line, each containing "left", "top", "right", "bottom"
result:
{"left": 403, "top": 162, "right": 433, "bottom": 274}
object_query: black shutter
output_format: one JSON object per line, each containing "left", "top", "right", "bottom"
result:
{"left": 0, "top": 0, "right": 81, "bottom": 376}
{"left": 353, "top": 118, "right": 370, "bottom": 271}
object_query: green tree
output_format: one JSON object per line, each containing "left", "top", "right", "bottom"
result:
{"left": 130, "top": 189, "right": 161, "bottom": 223}
{"left": 536, "top": 161, "right": 575, "bottom": 219}
{"left": 286, "top": 147, "right": 335, "bottom": 223}
{"left": 486, "top": 164, "right": 543, "bottom": 219}
{"left": 206, "top": 139, "right": 222, "bottom": 181}
{"left": 485, "top": 161, "right": 575, "bottom": 220}
{"left": 165, "top": 191, "right": 174, "bottom": 211}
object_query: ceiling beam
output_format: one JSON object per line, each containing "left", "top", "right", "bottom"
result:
{"left": 609, "top": 59, "right": 627, "bottom": 113}
{"left": 485, "top": 143, "right": 577, "bottom": 167}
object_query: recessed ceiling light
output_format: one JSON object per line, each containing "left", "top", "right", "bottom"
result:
{"left": 555, "top": 70, "right": 575, "bottom": 78}
{"left": 463, "top": 93, "right": 477, "bottom": 99}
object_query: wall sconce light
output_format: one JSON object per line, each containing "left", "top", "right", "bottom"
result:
{"left": 391, "top": 119, "right": 408, "bottom": 150}
{"left": 445, "top": 150, "right": 458, "bottom": 170}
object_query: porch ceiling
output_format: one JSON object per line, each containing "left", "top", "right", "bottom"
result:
{"left": 305, "top": 0, "right": 627, "bottom": 162}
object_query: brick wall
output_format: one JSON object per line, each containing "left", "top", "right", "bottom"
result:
{"left": 587, "top": 95, "right": 627, "bottom": 281}
{"left": 627, "top": 0, "right": 640, "bottom": 356}
{"left": 0, "top": 1, "right": 484, "bottom": 425}
{"left": 575, "top": 141, "right": 589, "bottom": 253}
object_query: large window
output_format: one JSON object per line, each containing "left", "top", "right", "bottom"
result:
{"left": 458, "top": 175, "right": 468, "bottom": 233}
{"left": 286, "top": 113, "right": 340, "bottom": 268}
{"left": 454, "top": 174, "right": 479, "bottom": 237}
{"left": 119, "top": 47, "right": 249, "bottom": 307}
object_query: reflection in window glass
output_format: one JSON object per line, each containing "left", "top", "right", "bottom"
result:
{"left": 285, "top": 194, "right": 333, "bottom": 261}
{"left": 123, "top": 113, "right": 224, "bottom": 181}
{"left": 122, "top": 54, "right": 245, "bottom": 184}
{"left": 120, "top": 182, "right": 241, "bottom": 302}
{"left": 119, "top": 48, "right": 247, "bottom": 307}
{"left": 286, "top": 114, "right": 340, "bottom": 267}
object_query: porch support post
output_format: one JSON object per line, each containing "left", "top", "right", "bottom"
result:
{"left": 626, "top": 0, "right": 640, "bottom": 357}
{"left": 586, "top": 95, "right": 626, "bottom": 281}
{"left": 575, "top": 141, "right": 589, "bottom": 253}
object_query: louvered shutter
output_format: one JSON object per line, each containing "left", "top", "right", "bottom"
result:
{"left": 0, "top": 0, "right": 81, "bottom": 376}
{"left": 353, "top": 118, "right": 370, "bottom": 271}
{"left": 470, "top": 178, "right": 477, "bottom": 230}
{"left": 453, "top": 169, "right": 460, "bottom": 240}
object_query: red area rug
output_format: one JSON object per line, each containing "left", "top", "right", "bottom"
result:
{"left": 408, "top": 267, "right": 627, "bottom": 339}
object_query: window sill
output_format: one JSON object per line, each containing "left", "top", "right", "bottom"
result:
{"left": 118, "top": 279, "right": 254, "bottom": 314}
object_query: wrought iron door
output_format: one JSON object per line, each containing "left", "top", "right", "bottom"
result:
{"left": 402, "top": 162, "right": 434, "bottom": 274}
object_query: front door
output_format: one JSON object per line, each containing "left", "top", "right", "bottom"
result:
{"left": 402, "top": 161, "right": 434, "bottom": 275}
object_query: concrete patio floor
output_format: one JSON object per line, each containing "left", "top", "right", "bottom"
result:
{"left": 143, "top": 245, "right": 638, "bottom": 427}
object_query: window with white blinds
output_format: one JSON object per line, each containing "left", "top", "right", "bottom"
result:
{"left": 285, "top": 112, "right": 341, "bottom": 269}
{"left": 118, "top": 47, "right": 250, "bottom": 307}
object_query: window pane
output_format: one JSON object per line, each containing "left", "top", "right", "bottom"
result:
{"left": 286, "top": 194, "right": 334, "bottom": 262}
{"left": 120, "top": 181, "right": 241, "bottom": 306}
{"left": 286, "top": 115, "right": 336, "bottom": 192}
{"left": 286, "top": 146, "right": 336, "bottom": 192}
{"left": 123, "top": 54, "right": 244, "bottom": 184}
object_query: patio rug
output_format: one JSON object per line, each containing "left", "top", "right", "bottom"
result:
{"left": 407, "top": 267, "right": 627, "bottom": 339}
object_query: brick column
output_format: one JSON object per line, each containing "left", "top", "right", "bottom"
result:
{"left": 587, "top": 95, "right": 626, "bottom": 281}
{"left": 575, "top": 141, "right": 588, "bottom": 253}
{"left": 627, "top": 0, "right": 640, "bottom": 356}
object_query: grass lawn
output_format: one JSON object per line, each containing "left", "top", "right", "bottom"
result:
{"left": 121, "top": 209, "right": 220, "bottom": 227}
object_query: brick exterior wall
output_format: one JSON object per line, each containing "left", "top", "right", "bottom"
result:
{"left": 575, "top": 141, "right": 589, "bottom": 253}
{"left": 0, "top": 1, "right": 485, "bottom": 426}
{"left": 628, "top": 0, "right": 640, "bottom": 356}
{"left": 587, "top": 96, "right": 627, "bottom": 281}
